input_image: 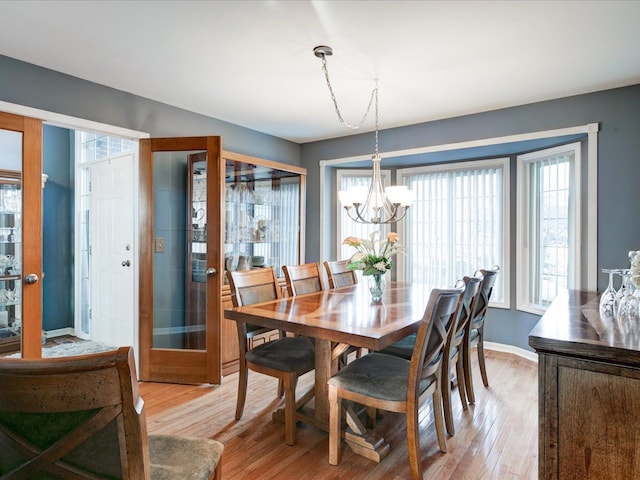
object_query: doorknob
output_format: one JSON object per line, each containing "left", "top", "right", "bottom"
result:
{"left": 122, "top": 260, "right": 131, "bottom": 267}
{"left": 25, "top": 273, "right": 39, "bottom": 284}
{"left": 206, "top": 267, "right": 217, "bottom": 277}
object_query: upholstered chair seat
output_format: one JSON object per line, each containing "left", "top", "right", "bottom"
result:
{"left": 148, "top": 435, "right": 224, "bottom": 480}
{"left": 329, "top": 352, "right": 439, "bottom": 402}
{"left": 245, "top": 336, "right": 314, "bottom": 372}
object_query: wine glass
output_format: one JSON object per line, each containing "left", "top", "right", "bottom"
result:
{"left": 599, "top": 268, "right": 619, "bottom": 320}
{"left": 614, "top": 269, "right": 631, "bottom": 319}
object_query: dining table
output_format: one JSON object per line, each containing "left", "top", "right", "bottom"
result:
{"left": 224, "top": 280, "right": 434, "bottom": 462}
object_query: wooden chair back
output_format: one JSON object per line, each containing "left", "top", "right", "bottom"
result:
{"left": 227, "top": 267, "right": 282, "bottom": 307}
{"left": 408, "top": 286, "right": 464, "bottom": 400}
{"left": 227, "top": 267, "right": 284, "bottom": 342}
{"left": 0, "top": 346, "right": 150, "bottom": 479}
{"left": 451, "top": 276, "right": 483, "bottom": 346}
{"left": 323, "top": 260, "right": 358, "bottom": 289}
{"left": 471, "top": 266, "right": 500, "bottom": 329}
{"left": 282, "top": 262, "right": 325, "bottom": 296}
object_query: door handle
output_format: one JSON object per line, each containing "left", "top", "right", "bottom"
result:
{"left": 122, "top": 260, "right": 131, "bottom": 267}
{"left": 25, "top": 273, "right": 39, "bottom": 284}
{"left": 206, "top": 267, "right": 217, "bottom": 277}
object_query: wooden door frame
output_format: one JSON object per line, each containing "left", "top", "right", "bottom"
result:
{"left": 0, "top": 111, "right": 42, "bottom": 358}
{"left": 139, "top": 136, "right": 223, "bottom": 384}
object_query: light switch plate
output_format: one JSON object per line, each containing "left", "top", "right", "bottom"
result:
{"left": 155, "top": 237, "right": 165, "bottom": 253}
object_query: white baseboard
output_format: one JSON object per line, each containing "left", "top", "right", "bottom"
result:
{"left": 484, "top": 341, "right": 538, "bottom": 363}
{"left": 44, "top": 327, "right": 75, "bottom": 338}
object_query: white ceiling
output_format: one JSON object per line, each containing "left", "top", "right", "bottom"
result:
{"left": 1, "top": 1, "right": 639, "bottom": 144}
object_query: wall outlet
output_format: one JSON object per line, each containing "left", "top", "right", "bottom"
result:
{"left": 155, "top": 237, "right": 165, "bottom": 253}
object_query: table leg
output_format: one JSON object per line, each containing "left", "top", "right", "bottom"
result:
{"left": 313, "top": 338, "right": 334, "bottom": 423}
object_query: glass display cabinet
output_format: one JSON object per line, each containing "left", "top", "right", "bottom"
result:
{"left": 185, "top": 151, "right": 306, "bottom": 373}
{"left": 0, "top": 170, "right": 21, "bottom": 354}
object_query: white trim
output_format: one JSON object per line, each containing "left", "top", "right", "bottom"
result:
{"left": 587, "top": 123, "right": 599, "bottom": 290}
{"left": 319, "top": 124, "right": 596, "bottom": 168}
{"left": 484, "top": 341, "right": 538, "bottom": 363}
{"left": 43, "top": 327, "right": 75, "bottom": 339}
{"left": 0, "top": 100, "right": 150, "bottom": 139}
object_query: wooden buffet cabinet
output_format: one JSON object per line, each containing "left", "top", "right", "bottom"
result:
{"left": 529, "top": 290, "right": 640, "bottom": 480}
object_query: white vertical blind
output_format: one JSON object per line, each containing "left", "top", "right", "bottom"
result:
{"left": 277, "top": 180, "right": 300, "bottom": 275}
{"left": 402, "top": 162, "right": 505, "bottom": 302}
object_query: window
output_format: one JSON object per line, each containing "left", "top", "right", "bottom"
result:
{"left": 397, "top": 158, "right": 509, "bottom": 306}
{"left": 517, "top": 142, "right": 581, "bottom": 314}
{"left": 336, "top": 170, "right": 390, "bottom": 261}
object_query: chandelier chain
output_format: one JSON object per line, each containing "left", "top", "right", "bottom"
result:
{"left": 320, "top": 53, "right": 377, "bottom": 131}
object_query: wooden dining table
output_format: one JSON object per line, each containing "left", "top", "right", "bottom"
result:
{"left": 224, "top": 280, "right": 433, "bottom": 461}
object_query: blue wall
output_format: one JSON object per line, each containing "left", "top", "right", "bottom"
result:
{"left": 0, "top": 55, "right": 300, "bottom": 165}
{"left": 300, "top": 84, "right": 640, "bottom": 351}
{"left": 3, "top": 53, "right": 640, "bottom": 353}
{"left": 42, "top": 125, "right": 73, "bottom": 331}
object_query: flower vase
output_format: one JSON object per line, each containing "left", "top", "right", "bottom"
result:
{"left": 368, "top": 273, "right": 386, "bottom": 303}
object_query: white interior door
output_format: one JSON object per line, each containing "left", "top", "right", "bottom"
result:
{"left": 89, "top": 153, "right": 135, "bottom": 352}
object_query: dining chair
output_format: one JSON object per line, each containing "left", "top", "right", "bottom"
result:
{"left": 327, "top": 286, "right": 464, "bottom": 480}
{"left": 323, "top": 259, "right": 358, "bottom": 288}
{"left": 440, "top": 275, "right": 482, "bottom": 435}
{"left": 0, "top": 346, "right": 223, "bottom": 479}
{"left": 227, "top": 267, "right": 315, "bottom": 446}
{"left": 283, "top": 261, "right": 359, "bottom": 368}
{"left": 321, "top": 260, "right": 363, "bottom": 362}
{"left": 378, "top": 277, "right": 482, "bottom": 436}
{"left": 463, "top": 265, "right": 500, "bottom": 404}
{"left": 283, "top": 262, "right": 325, "bottom": 296}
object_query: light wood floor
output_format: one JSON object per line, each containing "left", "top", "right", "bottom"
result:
{"left": 140, "top": 349, "right": 538, "bottom": 480}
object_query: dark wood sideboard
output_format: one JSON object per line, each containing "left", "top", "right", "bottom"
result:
{"left": 529, "top": 290, "right": 640, "bottom": 480}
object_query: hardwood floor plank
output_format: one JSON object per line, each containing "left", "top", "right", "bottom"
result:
{"left": 139, "top": 349, "right": 538, "bottom": 479}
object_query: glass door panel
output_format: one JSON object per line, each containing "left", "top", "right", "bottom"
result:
{"left": 0, "top": 130, "right": 22, "bottom": 356}
{"left": 152, "top": 150, "right": 194, "bottom": 349}
{"left": 223, "top": 159, "right": 301, "bottom": 280}
{"left": 186, "top": 153, "right": 207, "bottom": 349}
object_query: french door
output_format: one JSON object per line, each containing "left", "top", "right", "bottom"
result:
{"left": 0, "top": 111, "right": 43, "bottom": 358}
{"left": 139, "top": 137, "right": 222, "bottom": 384}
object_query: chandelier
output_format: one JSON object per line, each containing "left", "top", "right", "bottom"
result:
{"left": 313, "top": 45, "right": 414, "bottom": 224}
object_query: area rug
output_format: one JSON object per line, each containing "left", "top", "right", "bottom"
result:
{"left": 5, "top": 339, "right": 116, "bottom": 358}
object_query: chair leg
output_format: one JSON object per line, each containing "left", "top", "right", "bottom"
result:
{"left": 406, "top": 402, "right": 423, "bottom": 480}
{"left": 433, "top": 375, "right": 448, "bottom": 453}
{"left": 212, "top": 459, "right": 222, "bottom": 480}
{"left": 277, "top": 379, "right": 284, "bottom": 398}
{"left": 235, "top": 362, "right": 248, "bottom": 420}
{"left": 283, "top": 374, "right": 297, "bottom": 446}
{"left": 463, "top": 341, "right": 475, "bottom": 404}
{"left": 328, "top": 385, "right": 341, "bottom": 465}
{"left": 455, "top": 358, "right": 468, "bottom": 410}
{"left": 477, "top": 331, "right": 489, "bottom": 387}
{"left": 442, "top": 362, "right": 454, "bottom": 436}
